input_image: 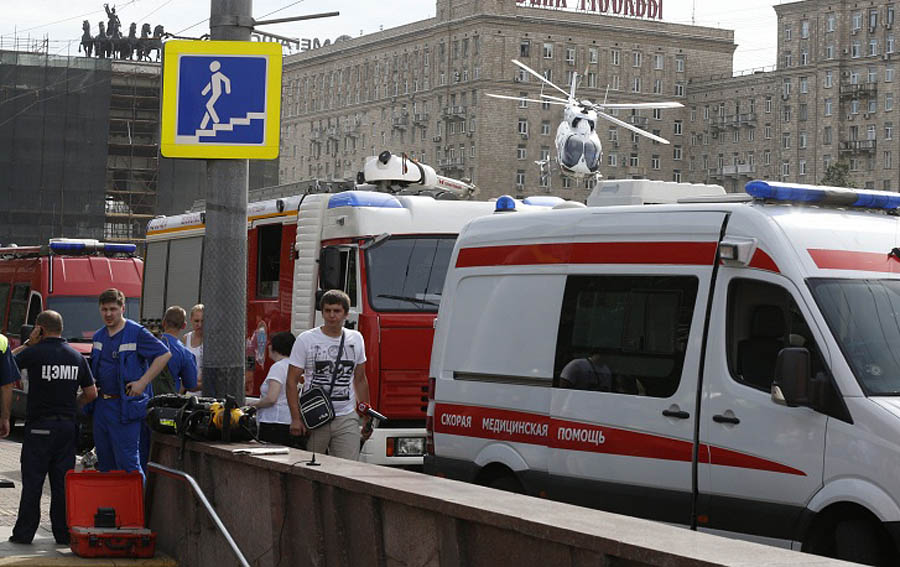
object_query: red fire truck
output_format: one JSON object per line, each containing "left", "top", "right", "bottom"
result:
{"left": 141, "top": 152, "right": 563, "bottom": 465}
{"left": 0, "top": 239, "right": 143, "bottom": 422}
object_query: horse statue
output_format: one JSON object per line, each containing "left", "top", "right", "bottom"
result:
{"left": 138, "top": 24, "right": 164, "bottom": 62}
{"left": 94, "top": 21, "right": 112, "bottom": 58}
{"left": 78, "top": 20, "right": 93, "bottom": 57}
{"left": 114, "top": 22, "right": 138, "bottom": 60}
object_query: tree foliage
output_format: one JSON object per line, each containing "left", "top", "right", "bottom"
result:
{"left": 820, "top": 161, "right": 853, "bottom": 188}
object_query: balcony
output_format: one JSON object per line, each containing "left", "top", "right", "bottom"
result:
{"left": 310, "top": 127, "right": 324, "bottom": 140}
{"left": 442, "top": 105, "right": 467, "bottom": 120}
{"left": 413, "top": 112, "right": 430, "bottom": 124}
{"left": 738, "top": 112, "right": 757, "bottom": 126}
{"left": 721, "top": 163, "right": 756, "bottom": 176}
{"left": 840, "top": 139, "right": 877, "bottom": 152}
{"left": 839, "top": 82, "right": 877, "bottom": 98}
{"left": 392, "top": 115, "right": 409, "bottom": 130}
{"left": 628, "top": 115, "right": 649, "bottom": 128}
{"left": 343, "top": 121, "right": 361, "bottom": 137}
{"left": 326, "top": 126, "right": 340, "bottom": 140}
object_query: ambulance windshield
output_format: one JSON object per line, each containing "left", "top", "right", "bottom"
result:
{"left": 365, "top": 236, "right": 455, "bottom": 312}
{"left": 809, "top": 279, "right": 900, "bottom": 395}
{"left": 46, "top": 296, "right": 141, "bottom": 341}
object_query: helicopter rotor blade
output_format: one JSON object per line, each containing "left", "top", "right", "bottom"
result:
{"left": 595, "top": 102, "right": 685, "bottom": 110}
{"left": 597, "top": 110, "right": 672, "bottom": 144}
{"left": 511, "top": 59, "right": 571, "bottom": 99}
{"left": 486, "top": 93, "right": 569, "bottom": 106}
{"left": 540, "top": 94, "right": 570, "bottom": 103}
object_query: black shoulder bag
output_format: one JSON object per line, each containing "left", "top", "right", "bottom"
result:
{"left": 298, "top": 331, "right": 345, "bottom": 430}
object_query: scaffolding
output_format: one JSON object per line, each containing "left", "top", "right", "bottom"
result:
{"left": 105, "top": 61, "right": 161, "bottom": 244}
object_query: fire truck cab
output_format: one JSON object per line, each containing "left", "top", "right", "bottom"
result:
{"left": 141, "top": 152, "right": 570, "bottom": 465}
{"left": 0, "top": 239, "right": 143, "bottom": 422}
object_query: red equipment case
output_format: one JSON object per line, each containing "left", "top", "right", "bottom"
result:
{"left": 66, "top": 470, "right": 156, "bottom": 558}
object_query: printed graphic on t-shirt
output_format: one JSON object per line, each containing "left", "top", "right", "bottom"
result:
{"left": 307, "top": 343, "right": 358, "bottom": 401}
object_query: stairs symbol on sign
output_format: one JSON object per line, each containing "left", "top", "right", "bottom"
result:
{"left": 193, "top": 111, "right": 266, "bottom": 140}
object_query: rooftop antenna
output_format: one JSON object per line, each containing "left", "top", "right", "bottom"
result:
{"left": 692, "top": 0, "right": 696, "bottom": 25}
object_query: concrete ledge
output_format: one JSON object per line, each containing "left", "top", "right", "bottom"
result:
{"left": 147, "top": 435, "right": 858, "bottom": 567}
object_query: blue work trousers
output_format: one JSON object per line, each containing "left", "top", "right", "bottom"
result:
{"left": 93, "top": 397, "right": 143, "bottom": 481}
{"left": 12, "top": 418, "right": 77, "bottom": 544}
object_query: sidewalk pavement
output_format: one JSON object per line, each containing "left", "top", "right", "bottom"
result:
{"left": 0, "top": 438, "right": 175, "bottom": 566}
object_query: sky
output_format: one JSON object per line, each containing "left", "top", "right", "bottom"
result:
{"left": 2, "top": 0, "right": 786, "bottom": 72}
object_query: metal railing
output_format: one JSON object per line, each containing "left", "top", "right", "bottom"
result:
{"left": 148, "top": 461, "right": 250, "bottom": 567}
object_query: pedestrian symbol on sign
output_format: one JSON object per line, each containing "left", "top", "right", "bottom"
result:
{"left": 161, "top": 40, "right": 281, "bottom": 159}
{"left": 200, "top": 61, "right": 231, "bottom": 130}
{"left": 174, "top": 54, "right": 269, "bottom": 145}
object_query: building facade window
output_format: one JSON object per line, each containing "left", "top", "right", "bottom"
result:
{"left": 543, "top": 42, "right": 553, "bottom": 59}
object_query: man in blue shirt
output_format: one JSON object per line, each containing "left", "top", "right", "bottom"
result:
{"left": 0, "top": 331, "right": 21, "bottom": 438}
{"left": 8, "top": 311, "right": 97, "bottom": 545}
{"left": 159, "top": 306, "right": 198, "bottom": 393}
{"left": 91, "top": 288, "right": 170, "bottom": 481}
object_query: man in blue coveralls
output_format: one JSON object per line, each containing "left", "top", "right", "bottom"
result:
{"left": 0, "top": 331, "right": 19, "bottom": 440}
{"left": 91, "top": 288, "right": 170, "bottom": 480}
{"left": 6, "top": 311, "right": 97, "bottom": 545}
{"left": 159, "top": 306, "right": 199, "bottom": 394}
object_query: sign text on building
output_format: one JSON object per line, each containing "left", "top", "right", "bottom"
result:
{"left": 516, "top": 0, "right": 664, "bottom": 21}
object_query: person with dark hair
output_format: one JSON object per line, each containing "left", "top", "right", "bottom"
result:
{"left": 286, "top": 290, "right": 373, "bottom": 460}
{"left": 251, "top": 331, "right": 303, "bottom": 447}
{"left": 91, "top": 288, "right": 170, "bottom": 481}
{"left": 6, "top": 310, "right": 96, "bottom": 545}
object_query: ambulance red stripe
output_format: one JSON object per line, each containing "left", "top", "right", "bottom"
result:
{"left": 434, "top": 403, "right": 805, "bottom": 476}
{"left": 808, "top": 249, "right": 900, "bottom": 274}
{"left": 455, "top": 241, "right": 718, "bottom": 268}
{"left": 748, "top": 249, "right": 780, "bottom": 273}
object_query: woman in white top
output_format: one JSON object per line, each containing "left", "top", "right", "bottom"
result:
{"left": 182, "top": 304, "right": 204, "bottom": 388}
{"left": 251, "top": 331, "right": 304, "bottom": 448}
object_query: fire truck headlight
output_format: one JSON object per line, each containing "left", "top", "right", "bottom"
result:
{"left": 388, "top": 437, "right": 426, "bottom": 457}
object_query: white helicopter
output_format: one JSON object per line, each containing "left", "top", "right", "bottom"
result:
{"left": 488, "top": 59, "right": 684, "bottom": 179}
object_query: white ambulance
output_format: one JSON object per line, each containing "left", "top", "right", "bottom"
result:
{"left": 425, "top": 180, "right": 900, "bottom": 565}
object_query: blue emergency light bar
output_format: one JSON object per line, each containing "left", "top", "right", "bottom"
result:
{"left": 48, "top": 241, "right": 136, "bottom": 254}
{"left": 522, "top": 196, "right": 565, "bottom": 207}
{"left": 494, "top": 195, "right": 517, "bottom": 213}
{"left": 745, "top": 180, "right": 900, "bottom": 210}
{"left": 328, "top": 191, "right": 403, "bottom": 209}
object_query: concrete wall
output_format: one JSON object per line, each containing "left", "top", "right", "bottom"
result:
{"left": 146, "top": 436, "right": 857, "bottom": 567}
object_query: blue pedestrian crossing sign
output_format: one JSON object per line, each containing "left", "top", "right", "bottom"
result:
{"left": 161, "top": 40, "right": 282, "bottom": 159}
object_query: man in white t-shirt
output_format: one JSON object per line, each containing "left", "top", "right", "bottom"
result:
{"left": 286, "top": 290, "right": 373, "bottom": 460}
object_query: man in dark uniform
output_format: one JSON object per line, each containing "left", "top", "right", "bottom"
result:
{"left": 7, "top": 311, "right": 97, "bottom": 545}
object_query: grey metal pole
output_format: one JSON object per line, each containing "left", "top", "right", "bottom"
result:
{"left": 201, "top": 0, "right": 253, "bottom": 403}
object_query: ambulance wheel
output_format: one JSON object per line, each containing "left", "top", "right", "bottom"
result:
{"left": 832, "top": 518, "right": 893, "bottom": 566}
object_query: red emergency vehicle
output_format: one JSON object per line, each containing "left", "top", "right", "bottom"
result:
{"left": 141, "top": 152, "right": 566, "bottom": 465}
{"left": 0, "top": 239, "right": 143, "bottom": 422}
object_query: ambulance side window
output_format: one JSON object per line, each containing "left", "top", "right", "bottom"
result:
{"left": 553, "top": 275, "right": 699, "bottom": 398}
{"left": 727, "top": 278, "right": 828, "bottom": 392}
{"left": 0, "top": 283, "right": 9, "bottom": 331}
{"left": 7, "top": 284, "right": 30, "bottom": 335}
